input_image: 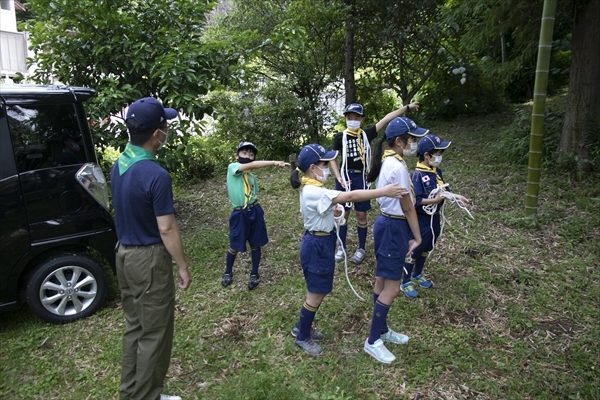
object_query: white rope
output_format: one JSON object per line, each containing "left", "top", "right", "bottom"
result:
{"left": 340, "top": 129, "right": 371, "bottom": 207}
{"left": 421, "top": 184, "right": 474, "bottom": 256}
{"left": 333, "top": 204, "right": 365, "bottom": 301}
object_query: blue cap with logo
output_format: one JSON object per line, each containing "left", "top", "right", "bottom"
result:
{"left": 297, "top": 144, "right": 338, "bottom": 172}
{"left": 385, "top": 117, "right": 429, "bottom": 140}
{"left": 237, "top": 141, "right": 258, "bottom": 154}
{"left": 417, "top": 134, "right": 451, "bottom": 156}
{"left": 344, "top": 103, "right": 364, "bottom": 116}
{"left": 126, "top": 97, "right": 177, "bottom": 133}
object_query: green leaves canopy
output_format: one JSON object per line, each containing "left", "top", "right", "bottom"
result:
{"left": 25, "top": 0, "right": 237, "bottom": 154}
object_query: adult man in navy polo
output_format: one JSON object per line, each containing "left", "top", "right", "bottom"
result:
{"left": 111, "top": 97, "right": 192, "bottom": 400}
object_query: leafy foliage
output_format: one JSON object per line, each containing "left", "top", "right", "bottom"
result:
{"left": 208, "top": 80, "right": 310, "bottom": 160}
{"left": 442, "top": 0, "right": 574, "bottom": 103}
{"left": 208, "top": 0, "right": 346, "bottom": 142}
{"left": 24, "top": 0, "right": 238, "bottom": 173}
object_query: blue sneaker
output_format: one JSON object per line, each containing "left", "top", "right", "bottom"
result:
{"left": 412, "top": 274, "right": 433, "bottom": 288}
{"left": 401, "top": 281, "right": 418, "bottom": 298}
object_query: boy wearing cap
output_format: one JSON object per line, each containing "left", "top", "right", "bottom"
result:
{"left": 111, "top": 97, "right": 192, "bottom": 400}
{"left": 331, "top": 102, "right": 420, "bottom": 265}
{"left": 289, "top": 144, "right": 407, "bottom": 356}
{"left": 400, "top": 134, "right": 470, "bottom": 298}
{"left": 221, "top": 142, "right": 289, "bottom": 289}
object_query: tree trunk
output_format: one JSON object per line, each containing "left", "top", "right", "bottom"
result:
{"left": 344, "top": 2, "right": 356, "bottom": 105}
{"left": 558, "top": 0, "right": 600, "bottom": 179}
{"left": 525, "top": 0, "right": 557, "bottom": 218}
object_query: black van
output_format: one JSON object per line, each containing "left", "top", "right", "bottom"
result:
{"left": 0, "top": 84, "right": 117, "bottom": 323}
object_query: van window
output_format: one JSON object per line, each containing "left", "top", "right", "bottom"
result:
{"left": 7, "top": 103, "right": 84, "bottom": 172}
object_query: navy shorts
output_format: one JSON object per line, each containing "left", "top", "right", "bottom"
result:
{"left": 410, "top": 213, "right": 441, "bottom": 257}
{"left": 334, "top": 170, "right": 371, "bottom": 212}
{"left": 373, "top": 214, "right": 409, "bottom": 280}
{"left": 229, "top": 203, "right": 268, "bottom": 252}
{"left": 300, "top": 231, "right": 337, "bottom": 294}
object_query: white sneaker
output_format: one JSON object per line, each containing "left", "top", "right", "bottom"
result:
{"left": 364, "top": 338, "right": 396, "bottom": 364}
{"left": 335, "top": 246, "right": 345, "bottom": 263}
{"left": 380, "top": 328, "right": 409, "bottom": 344}
{"left": 160, "top": 395, "right": 182, "bottom": 400}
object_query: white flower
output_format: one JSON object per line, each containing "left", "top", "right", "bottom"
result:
{"left": 460, "top": 77, "right": 466, "bottom": 85}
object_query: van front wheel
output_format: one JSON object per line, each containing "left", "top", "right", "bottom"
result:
{"left": 26, "top": 254, "right": 108, "bottom": 323}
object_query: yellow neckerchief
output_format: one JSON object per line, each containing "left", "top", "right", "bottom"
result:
{"left": 344, "top": 128, "right": 365, "bottom": 165}
{"left": 242, "top": 171, "right": 253, "bottom": 207}
{"left": 415, "top": 162, "right": 445, "bottom": 188}
{"left": 301, "top": 176, "right": 324, "bottom": 187}
{"left": 382, "top": 149, "right": 414, "bottom": 199}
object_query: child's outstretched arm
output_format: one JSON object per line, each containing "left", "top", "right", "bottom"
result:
{"left": 333, "top": 183, "right": 408, "bottom": 204}
{"left": 374, "top": 102, "right": 420, "bottom": 132}
{"left": 238, "top": 160, "right": 290, "bottom": 172}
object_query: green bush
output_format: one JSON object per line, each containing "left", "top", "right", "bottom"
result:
{"left": 420, "top": 61, "right": 506, "bottom": 120}
{"left": 208, "top": 81, "right": 311, "bottom": 160}
{"left": 491, "top": 105, "right": 564, "bottom": 167}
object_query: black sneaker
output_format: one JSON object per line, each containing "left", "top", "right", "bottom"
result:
{"left": 221, "top": 273, "right": 233, "bottom": 287}
{"left": 248, "top": 274, "right": 260, "bottom": 290}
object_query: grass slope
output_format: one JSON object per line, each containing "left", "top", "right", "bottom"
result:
{"left": 1, "top": 111, "right": 599, "bottom": 400}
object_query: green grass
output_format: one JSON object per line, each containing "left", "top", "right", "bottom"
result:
{"left": 1, "top": 110, "right": 599, "bottom": 399}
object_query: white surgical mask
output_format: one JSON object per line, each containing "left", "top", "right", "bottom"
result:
{"left": 346, "top": 120, "right": 361, "bottom": 131}
{"left": 70, "top": 143, "right": 80, "bottom": 152}
{"left": 155, "top": 129, "right": 168, "bottom": 149}
{"left": 403, "top": 142, "right": 417, "bottom": 157}
{"left": 316, "top": 166, "right": 330, "bottom": 183}
{"left": 430, "top": 155, "right": 442, "bottom": 167}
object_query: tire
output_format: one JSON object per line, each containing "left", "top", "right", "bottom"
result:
{"left": 26, "top": 253, "right": 108, "bottom": 323}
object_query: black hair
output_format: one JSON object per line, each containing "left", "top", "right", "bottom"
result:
{"left": 367, "top": 134, "right": 410, "bottom": 183}
{"left": 128, "top": 121, "right": 166, "bottom": 146}
{"left": 290, "top": 169, "right": 301, "bottom": 189}
{"left": 418, "top": 148, "right": 444, "bottom": 162}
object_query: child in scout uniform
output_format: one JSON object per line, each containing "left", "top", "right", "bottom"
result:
{"left": 362, "top": 117, "right": 428, "bottom": 364}
{"left": 289, "top": 144, "right": 408, "bottom": 356}
{"left": 400, "top": 134, "right": 470, "bottom": 298}
{"left": 221, "top": 142, "right": 289, "bottom": 290}
{"left": 330, "top": 102, "right": 420, "bottom": 265}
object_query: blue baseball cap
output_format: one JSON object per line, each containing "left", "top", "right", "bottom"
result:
{"left": 344, "top": 103, "right": 364, "bottom": 116}
{"left": 417, "top": 134, "right": 451, "bottom": 156}
{"left": 385, "top": 117, "right": 429, "bottom": 141}
{"left": 237, "top": 141, "right": 258, "bottom": 154}
{"left": 297, "top": 144, "right": 338, "bottom": 172}
{"left": 126, "top": 97, "right": 177, "bottom": 133}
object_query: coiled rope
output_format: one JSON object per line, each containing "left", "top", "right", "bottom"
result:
{"left": 422, "top": 184, "right": 474, "bottom": 255}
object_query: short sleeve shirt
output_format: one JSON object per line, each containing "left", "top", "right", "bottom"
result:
{"left": 226, "top": 162, "right": 258, "bottom": 208}
{"left": 110, "top": 160, "right": 174, "bottom": 246}
{"left": 375, "top": 157, "right": 413, "bottom": 216}
{"left": 300, "top": 185, "right": 341, "bottom": 232}
{"left": 332, "top": 125, "right": 378, "bottom": 170}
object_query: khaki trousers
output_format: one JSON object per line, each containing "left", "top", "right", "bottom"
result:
{"left": 116, "top": 243, "right": 175, "bottom": 400}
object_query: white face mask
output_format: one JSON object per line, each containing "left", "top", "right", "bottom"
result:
{"left": 346, "top": 120, "right": 361, "bottom": 131}
{"left": 403, "top": 142, "right": 417, "bottom": 157}
{"left": 316, "top": 166, "right": 330, "bottom": 183}
{"left": 70, "top": 143, "right": 80, "bottom": 152}
{"left": 155, "top": 129, "right": 168, "bottom": 149}
{"left": 430, "top": 155, "right": 442, "bottom": 167}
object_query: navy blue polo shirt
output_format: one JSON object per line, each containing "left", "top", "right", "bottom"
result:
{"left": 110, "top": 159, "right": 175, "bottom": 246}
